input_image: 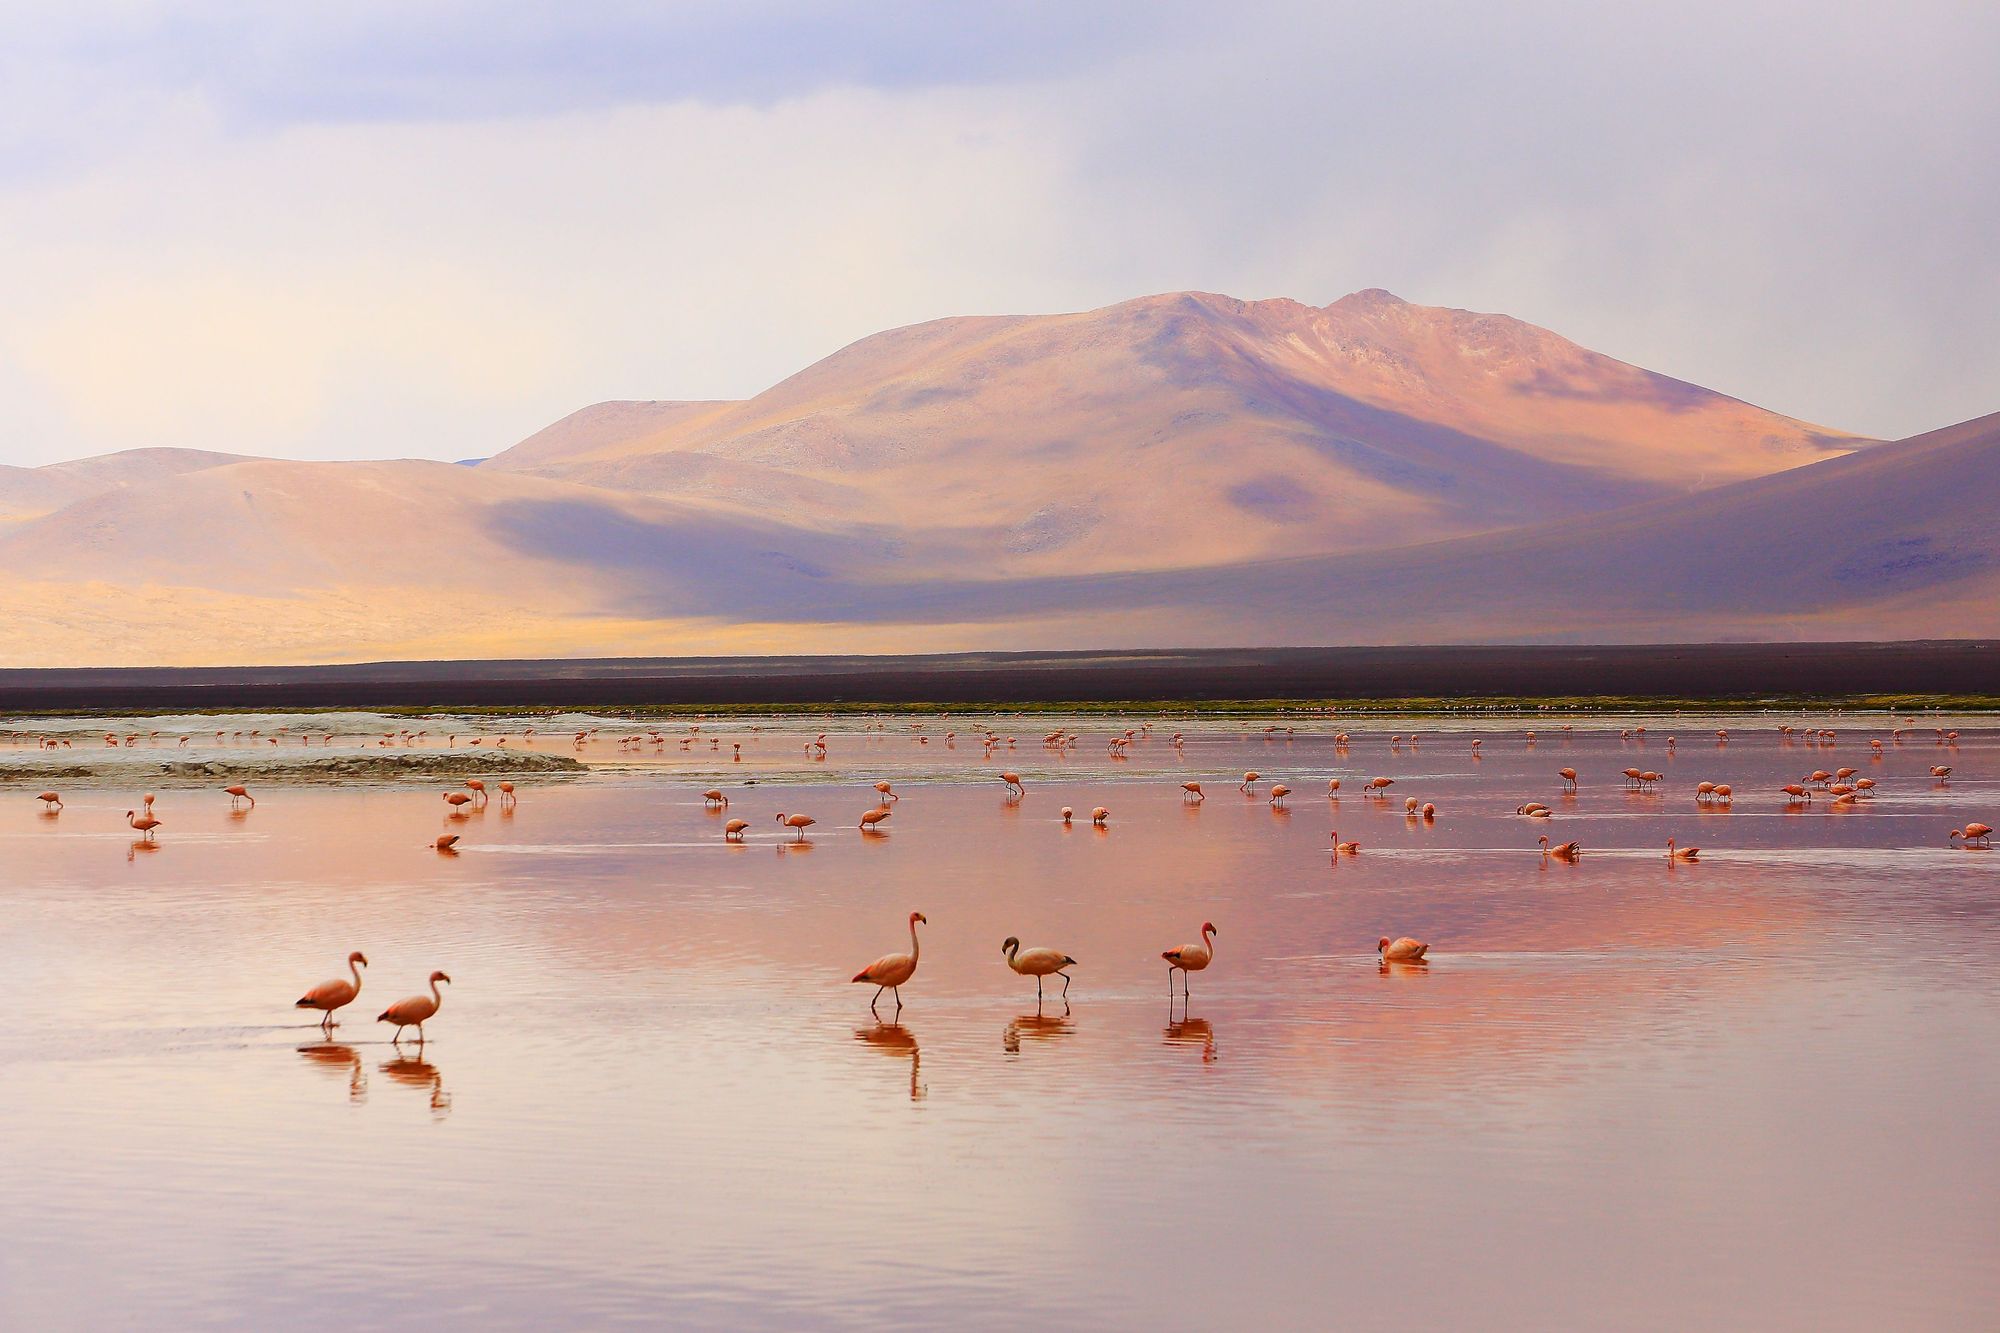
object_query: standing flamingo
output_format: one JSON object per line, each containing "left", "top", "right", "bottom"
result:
{"left": 1000, "top": 772, "right": 1025, "bottom": 797}
{"left": 1090, "top": 806, "right": 1110, "bottom": 827}
{"left": 296, "top": 951, "right": 367, "bottom": 1030}
{"left": 1181, "top": 782, "right": 1205, "bottom": 802}
{"left": 497, "top": 781, "right": 516, "bottom": 807}
{"left": 1269, "top": 783, "right": 1291, "bottom": 807}
{"left": 1240, "top": 772, "right": 1260, "bottom": 793}
{"left": 443, "top": 792, "right": 473, "bottom": 815}
{"left": 859, "top": 806, "right": 892, "bottom": 832}
{"left": 464, "top": 779, "right": 488, "bottom": 806}
{"left": 723, "top": 818, "right": 750, "bottom": 842}
{"left": 774, "top": 812, "right": 817, "bottom": 842}
{"left": 1002, "top": 937, "right": 1077, "bottom": 1003}
{"left": 225, "top": 785, "right": 255, "bottom": 809}
{"left": 874, "top": 781, "right": 898, "bottom": 802}
{"left": 126, "top": 809, "right": 163, "bottom": 841}
{"left": 377, "top": 971, "right": 451, "bottom": 1043}
{"left": 852, "top": 912, "right": 925, "bottom": 1014}
{"left": 703, "top": 789, "right": 729, "bottom": 807}
{"left": 1949, "top": 823, "right": 1993, "bottom": 846}
{"left": 36, "top": 791, "right": 62, "bottom": 812}
{"left": 1162, "top": 922, "right": 1217, "bottom": 998}
{"left": 1558, "top": 768, "right": 1577, "bottom": 792}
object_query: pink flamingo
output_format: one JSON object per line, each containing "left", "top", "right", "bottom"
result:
{"left": 852, "top": 912, "right": 925, "bottom": 1014}
{"left": 378, "top": 971, "right": 451, "bottom": 1043}
{"left": 1162, "top": 922, "right": 1217, "bottom": 998}
{"left": 295, "top": 951, "right": 367, "bottom": 1030}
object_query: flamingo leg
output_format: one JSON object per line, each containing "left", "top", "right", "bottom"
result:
{"left": 892, "top": 987, "right": 903, "bottom": 1011}
{"left": 1060, "top": 971, "right": 1071, "bottom": 998}
{"left": 870, "top": 986, "right": 884, "bottom": 1014}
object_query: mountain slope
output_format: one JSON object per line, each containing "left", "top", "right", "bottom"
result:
{"left": 0, "top": 447, "right": 254, "bottom": 524}
{"left": 483, "top": 290, "right": 1861, "bottom": 573}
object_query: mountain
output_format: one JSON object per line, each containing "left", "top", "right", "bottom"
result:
{"left": 481, "top": 290, "right": 1861, "bottom": 573}
{"left": 5, "top": 287, "right": 1961, "bottom": 668}
{"left": 0, "top": 448, "right": 253, "bottom": 525}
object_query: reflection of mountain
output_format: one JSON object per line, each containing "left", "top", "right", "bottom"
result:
{"left": 22, "top": 287, "right": 1993, "bottom": 669}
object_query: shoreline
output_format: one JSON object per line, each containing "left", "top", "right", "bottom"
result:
{"left": 0, "top": 642, "right": 1994, "bottom": 713}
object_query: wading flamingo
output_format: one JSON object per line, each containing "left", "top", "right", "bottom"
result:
{"left": 1558, "top": 768, "right": 1577, "bottom": 792}
{"left": 1000, "top": 772, "right": 1025, "bottom": 798}
{"left": 464, "top": 779, "right": 488, "bottom": 806}
{"left": 1667, "top": 838, "right": 1700, "bottom": 862}
{"left": 1002, "top": 937, "right": 1077, "bottom": 1003}
{"left": 1091, "top": 806, "right": 1110, "bottom": 827}
{"left": 1162, "top": 922, "right": 1216, "bottom": 998}
{"left": 36, "top": 791, "right": 61, "bottom": 812}
{"left": 126, "top": 809, "right": 163, "bottom": 841}
{"left": 1379, "top": 936, "right": 1428, "bottom": 963}
{"left": 1240, "top": 772, "right": 1260, "bottom": 793}
{"left": 1949, "top": 823, "right": 1993, "bottom": 847}
{"left": 1061, "top": 806, "right": 1074, "bottom": 825}
{"left": 853, "top": 912, "right": 925, "bottom": 1014}
{"left": 295, "top": 951, "right": 367, "bottom": 1030}
{"left": 859, "top": 806, "right": 892, "bottom": 832}
{"left": 225, "top": 785, "right": 255, "bottom": 809}
{"left": 1331, "top": 831, "right": 1360, "bottom": 855}
{"left": 1181, "top": 782, "right": 1205, "bottom": 802}
{"left": 433, "top": 834, "right": 460, "bottom": 852}
{"left": 703, "top": 789, "right": 729, "bottom": 808}
{"left": 874, "top": 781, "right": 898, "bottom": 802}
{"left": 1539, "top": 835, "right": 1581, "bottom": 861}
{"left": 724, "top": 818, "right": 750, "bottom": 842}
{"left": 378, "top": 971, "right": 451, "bottom": 1044}
{"left": 497, "top": 781, "right": 516, "bottom": 807}
{"left": 443, "top": 792, "right": 472, "bottom": 815}
{"left": 1326, "top": 778, "right": 1342, "bottom": 795}
{"left": 1363, "top": 777, "right": 1394, "bottom": 795}
{"left": 1269, "top": 783, "right": 1291, "bottom": 807}
{"left": 775, "top": 812, "right": 817, "bottom": 842}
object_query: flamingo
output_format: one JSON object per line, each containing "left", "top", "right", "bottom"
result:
{"left": 859, "top": 806, "right": 892, "bottom": 832}
{"left": 1326, "top": 778, "right": 1341, "bottom": 795}
{"left": 1781, "top": 784, "right": 1811, "bottom": 802}
{"left": 1181, "top": 782, "right": 1205, "bottom": 802}
{"left": 377, "top": 971, "right": 451, "bottom": 1043}
{"left": 1558, "top": 768, "right": 1577, "bottom": 792}
{"left": 853, "top": 912, "right": 925, "bottom": 1013}
{"left": 1949, "top": 824, "right": 1993, "bottom": 847}
{"left": 443, "top": 792, "right": 473, "bottom": 814}
{"left": 1091, "top": 806, "right": 1110, "bottom": 827}
{"left": 1061, "top": 806, "right": 1074, "bottom": 825}
{"left": 1331, "top": 831, "right": 1360, "bottom": 855}
{"left": 703, "top": 789, "right": 729, "bottom": 807}
{"left": 1000, "top": 772, "right": 1025, "bottom": 797}
{"left": 1932, "top": 766, "right": 1953, "bottom": 781}
{"left": 1162, "top": 921, "right": 1217, "bottom": 998}
{"left": 1713, "top": 784, "right": 1732, "bottom": 804}
{"left": 464, "top": 779, "right": 488, "bottom": 806}
{"left": 36, "top": 791, "right": 61, "bottom": 812}
{"left": 1269, "top": 784, "right": 1291, "bottom": 807}
{"left": 1379, "top": 936, "right": 1428, "bottom": 963}
{"left": 295, "top": 951, "right": 368, "bottom": 1030}
{"left": 1363, "top": 777, "right": 1394, "bottom": 795}
{"left": 433, "top": 834, "right": 460, "bottom": 852}
{"left": 126, "top": 809, "right": 163, "bottom": 841}
{"left": 497, "top": 781, "right": 516, "bottom": 807}
{"left": 1002, "top": 937, "right": 1076, "bottom": 1003}
{"left": 1667, "top": 838, "right": 1700, "bottom": 862}
{"left": 775, "top": 812, "right": 816, "bottom": 842}
{"left": 1240, "top": 772, "right": 1260, "bottom": 793}
{"left": 1421, "top": 802, "right": 1436, "bottom": 819}
{"left": 1539, "top": 835, "right": 1581, "bottom": 861}
{"left": 225, "top": 784, "right": 255, "bottom": 809}
{"left": 874, "top": 781, "right": 898, "bottom": 802}
{"left": 724, "top": 818, "right": 750, "bottom": 842}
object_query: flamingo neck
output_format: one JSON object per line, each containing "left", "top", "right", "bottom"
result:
{"left": 429, "top": 977, "right": 443, "bottom": 1006}
{"left": 909, "top": 920, "right": 921, "bottom": 961}
{"left": 350, "top": 959, "right": 364, "bottom": 991}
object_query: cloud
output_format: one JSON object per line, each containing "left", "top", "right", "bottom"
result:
{"left": 0, "top": 1, "right": 1995, "bottom": 467}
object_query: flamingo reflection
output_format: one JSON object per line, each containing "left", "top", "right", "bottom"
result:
{"left": 380, "top": 1055, "right": 452, "bottom": 1116}
{"left": 1164, "top": 1016, "right": 1218, "bottom": 1063}
{"left": 1004, "top": 1010, "right": 1074, "bottom": 1053}
{"left": 854, "top": 1023, "right": 925, "bottom": 1101}
{"left": 297, "top": 1041, "right": 367, "bottom": 1103}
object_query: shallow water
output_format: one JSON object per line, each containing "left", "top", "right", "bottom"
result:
{"left": 2, "top": 714, "right": 1997, "bottom": 1329}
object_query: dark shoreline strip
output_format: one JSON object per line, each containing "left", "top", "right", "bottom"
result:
{"left": 0, "top": 642, "right": 1994, "bottom": 711}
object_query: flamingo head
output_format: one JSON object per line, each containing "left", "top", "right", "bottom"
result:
{"left": 774, "top": 812, "right": 787, "bottom": 823}
{"left": 1202, "top": 921, "right": 1217, "bottom": 937}
{"left": 1001, "top": 936, "right": 1020, "bottom": 956}
{"left": 909, "top": 911, "right": 927, "bottom": 925}
{"left": 1539, "top": 835, "right": 1550, "bottom": 846}
{"left": 1377, "top": 936, "right": 1391, "bottom": 952}
{"left": 430, "top": 971, "right": 452, "bottom": 986}
{"left": 349, "top": 951, "right": 368, "bottom": 967}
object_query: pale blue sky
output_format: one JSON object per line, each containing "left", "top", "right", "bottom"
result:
{"left": 2, "top": 1, "right": 1995, "bottom": 466}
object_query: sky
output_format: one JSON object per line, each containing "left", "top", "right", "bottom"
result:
{"left": 2, "top": 1, "right": 1996, "bottom": 469}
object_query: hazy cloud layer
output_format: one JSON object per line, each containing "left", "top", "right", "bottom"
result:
{"left": 2, "top": 1, "right": 1995, "bottom": 466}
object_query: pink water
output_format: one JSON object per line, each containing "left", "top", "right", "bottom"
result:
{"left": 2, "top": 715, "right": 1997, "bottom": 1329}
